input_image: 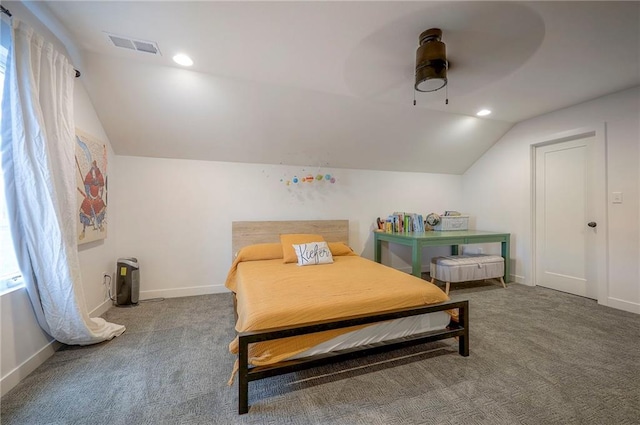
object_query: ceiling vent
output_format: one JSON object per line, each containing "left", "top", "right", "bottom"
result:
{"left": 104, "top": 32, "right": 161, "bottom": 55}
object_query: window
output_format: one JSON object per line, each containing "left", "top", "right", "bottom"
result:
{"left": 0, "top": 34, "right": 23, "bottom": 294}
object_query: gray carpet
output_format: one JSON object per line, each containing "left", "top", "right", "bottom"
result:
{"left": 1, "top": 283, "right": 639, "bottom": 424}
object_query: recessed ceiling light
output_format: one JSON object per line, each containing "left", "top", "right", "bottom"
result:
{"left": 476, "top": 109, "right": 492, "bottom": 116}
{"left": 173, "top": 54, "right": 193, "bottom": 67}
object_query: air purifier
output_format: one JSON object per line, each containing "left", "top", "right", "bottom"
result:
{"left": 115, "top": 257, "right": 139, "bottom": 306}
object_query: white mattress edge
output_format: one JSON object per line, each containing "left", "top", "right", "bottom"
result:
{"left": 287, "top": 311, "right": 451, "bottom": 360}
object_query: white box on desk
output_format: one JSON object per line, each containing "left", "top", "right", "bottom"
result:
{"left": 434, "top": 215, "right": 469, "bottom": 231}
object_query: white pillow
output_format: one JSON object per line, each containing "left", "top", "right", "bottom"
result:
{"left": 292, "top": 241, "right": 334, "bottom": 266}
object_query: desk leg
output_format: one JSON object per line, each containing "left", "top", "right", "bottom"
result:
{"left": 411, "top": 240, "right": 422, "bottom": 277}
{"left": 374, "top": 236, "right": 382, "bottom": 264}
{"left": 502, "top": 239, "right": 510, "bottom": 283}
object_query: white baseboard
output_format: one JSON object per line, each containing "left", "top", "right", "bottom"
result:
{"left": 0, "top": 339, "right": 61, "bottom": 397}
{"left": 606, "top": 297, "right": 640, "bottom": 314}
{"left": 511, "top": 274, "right": 528, "bottom": 285}
{"left": 140, "top": 284, "right": 228, "bottom": 300}
{"left": 89, "top": 298, "right": 113, "bottom": 317}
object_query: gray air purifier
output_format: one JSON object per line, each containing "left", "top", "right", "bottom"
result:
{"left": 116, "top": 257, "right": 139, "bottom": 306}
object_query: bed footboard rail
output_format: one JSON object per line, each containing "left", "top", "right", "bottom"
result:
{"left": 237, "top": 300, "right": 469, "bottom": 414}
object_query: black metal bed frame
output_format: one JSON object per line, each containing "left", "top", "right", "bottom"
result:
{"left": 236, "top": 299, "right": 469, "bottom": 414}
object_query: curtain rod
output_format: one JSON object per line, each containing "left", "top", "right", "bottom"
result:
{"left": 1, "top": 5, "right": 81, "bottom": 78}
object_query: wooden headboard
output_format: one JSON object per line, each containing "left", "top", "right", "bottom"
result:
{"left": 232, "top": 220, "right": 349, "bottom": 257}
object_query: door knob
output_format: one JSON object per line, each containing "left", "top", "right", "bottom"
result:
{"left": 587, "top": 222, "right": 597, "bottom": 228}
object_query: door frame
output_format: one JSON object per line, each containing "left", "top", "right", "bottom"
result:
{"left": 530, "top": 123, "right": 608, "bottom": 306}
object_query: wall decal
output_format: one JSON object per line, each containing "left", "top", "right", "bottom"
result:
{"left": 281, "top": 170, "right": 336, "bottom": 186}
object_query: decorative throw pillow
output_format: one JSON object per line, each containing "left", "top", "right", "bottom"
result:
{"left": 280, "top": 233, "right": 325, "bottom": 263}
{"left": 328, "top": 241, "right": 357, "bottom": 257}
{"left": 292, "top": 241, "right": 334, "bottom": 266}
{"left": 234, "top": 243, "right": 283, "bottom": 261}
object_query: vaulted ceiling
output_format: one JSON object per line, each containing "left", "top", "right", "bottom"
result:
{"left": 27, "top": 1, "right": 640, "bottom": 173}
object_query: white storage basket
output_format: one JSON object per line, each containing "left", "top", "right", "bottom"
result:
{"left": 434, "top": 215, "right": 469, "bottom": 231}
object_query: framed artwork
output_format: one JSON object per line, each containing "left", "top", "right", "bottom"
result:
{"left": 75, "top": 129, "right": 107, "bottom": 244}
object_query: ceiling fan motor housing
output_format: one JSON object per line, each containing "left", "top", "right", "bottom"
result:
{"left": 415, "top": 28, "right": 448, "bottom": 92}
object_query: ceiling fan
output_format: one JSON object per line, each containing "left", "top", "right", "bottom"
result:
{"left": 414, "top": 28, "right": 448, "bottom": 93}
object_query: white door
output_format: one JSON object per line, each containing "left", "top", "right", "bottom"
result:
{"left": 534, "top": 136, "right": 598, "bottom": 299}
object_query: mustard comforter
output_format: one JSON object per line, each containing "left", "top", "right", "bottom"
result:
{"left": 226, "top": 248, "right": 451, "bottom": 368}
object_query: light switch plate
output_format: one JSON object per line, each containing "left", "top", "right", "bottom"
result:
{"left": 612, "top": 192, "right": 623, "bottom": 204}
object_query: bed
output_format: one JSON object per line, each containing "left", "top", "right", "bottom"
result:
{"left": 227, "top": 220, "right": 469, "bottom": 414}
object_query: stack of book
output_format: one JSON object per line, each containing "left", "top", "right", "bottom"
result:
{"left": 376, "top": 212, "right": 425, "bottom": 233}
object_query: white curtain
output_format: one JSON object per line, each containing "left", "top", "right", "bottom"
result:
{"left": 1, "top": 19, "right": 125, "bottom": 345}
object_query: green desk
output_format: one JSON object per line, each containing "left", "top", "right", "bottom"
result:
{"left": 374, "top": 230, "right": 511, "bottom": 282}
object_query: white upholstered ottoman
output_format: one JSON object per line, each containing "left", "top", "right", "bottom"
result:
{"left": 430, "top": 254, "right": 506, "bottom": 294}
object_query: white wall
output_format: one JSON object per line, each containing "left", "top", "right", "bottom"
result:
{"left": 1, "top": 1, "right": 117, "bottom": 396}
{"left": 113, "top": 157, "right": 462, "bottom": 298}
{"left": 462, "top": 86, "right": 640, "bottom": 313}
